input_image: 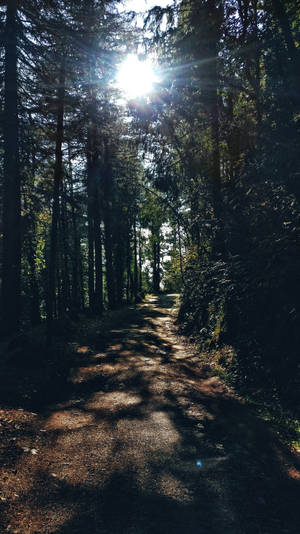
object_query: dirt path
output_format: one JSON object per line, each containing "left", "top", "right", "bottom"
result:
{"left": 0, "top": 294, "right": 299, "bottom": 534}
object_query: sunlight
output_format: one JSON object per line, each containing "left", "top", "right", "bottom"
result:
{"left": 117, "top": 54, "right": 158, "bottom": 99}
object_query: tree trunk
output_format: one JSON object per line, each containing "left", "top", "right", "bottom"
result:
{"left": 103, "top": 144, "right": 115, "bottom": 309}
{"left": 79, "top": 245, "right": 85, "bottom": 310}
{"left": 126, "top": 227, "right": 131, "bottom": 304}
{"left": 69, "top": 148, "right": 80, "bottom": 313}
{"left": 28, "top": 233, "right": 41, "bottom": 326}
{"left": 177, "top": 221, "right": 185, "bottom": 288}
{"left": 252, "top": 0, "right": 262, "bottom": 128}
{"left": 47, "top": 59, "right": 65, "bottom": 325}
{"left": 2, "top": 0, "right": 21, "bottom": 336}
{"left": 60, "top": 182, "right": 71, "bottom": 313}
{"left": 139, "top": 227, "right": 143, "bottom": 293}
{"left": 104, "top": 213, "right": 115, "bottom": 309}
{"left": 87, "top": 125, "right": 96, "bottom": 312}
{"left": 115, "top": 225, "right": 125, "bottom": 307}
{"left": 94, "top": 187, "right": 103, "bottom": 314}
{"left": 152, "top": 234, "right": 161, "bottom": 293}
{"left": 207, "top": 1, "right": 224, "bottom": 259}
{"left": 133, "top": 216, "right": 138, "bottom": 301}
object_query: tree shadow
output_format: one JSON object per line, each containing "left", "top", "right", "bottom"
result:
{"left": 0, "top": 294, "right": 299, "bottom": 533}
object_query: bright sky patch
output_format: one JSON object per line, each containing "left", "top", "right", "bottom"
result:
{"left": 117, "top": 54, "right": 158, "bottom": 99}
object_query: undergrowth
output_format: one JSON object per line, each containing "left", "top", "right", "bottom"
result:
{"left": 197, "top": 343, "right": 300, "bottom": 451}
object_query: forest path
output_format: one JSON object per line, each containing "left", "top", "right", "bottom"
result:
{"left": 0, "top": 294, "right": 300, "bottom": 534}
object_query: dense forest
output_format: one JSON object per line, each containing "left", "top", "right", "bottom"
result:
{"left": 0, "top": 2, "right": 300, "bottom": 532}
{"left": 1, "top": 0, "right": 300, "bottom": 412}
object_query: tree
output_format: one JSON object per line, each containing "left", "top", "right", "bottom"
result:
{"left": 1, "top": 0, "right": 21, "bottom": 336}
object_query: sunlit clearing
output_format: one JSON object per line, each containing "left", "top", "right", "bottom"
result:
{"left": 117, "top": 55, "right": 158, "bottom": 99}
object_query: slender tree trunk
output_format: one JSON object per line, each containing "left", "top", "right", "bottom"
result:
{"left": 29, "top": 253, "right": 41, "bottom": 326}
{"left": 104, "top": 213, "right": 115, "bottom": 309}
{"left": 103, "top": 145, "right": 115, "bottom": 309}
{"left": 133, "top": 216, "right": 138, "bottom": 301}
{"left": 69, "top": 148, "right": 80, "bottom": 313}
{"left": 86, "top": 38, "right": 103, "bottom": 314}
{"left": 61, "top": 183, "right": 71, "bottom": 313}
{"left": 207, "top": 1, "right": 225, "bottom": 258}
{"left": 79, "top": 245, "right": 85, "bottom": 310}
{"left": 190, "top": 187, "right": 201, "bottom": 249}
{"left": 152, "top": 233, "right": 161, "bottom": 293}
{"left": 177, "top": 221, "right": 185, "bottom": 288}
{"left": 211, "top": 75, "right": 220, "bottom": 186}
{"left": 152, "top": 240, "right": 157, "bottom": 293}
{"left": 28, "top": 128, "right": 41, "bottom": 325}
{"left": 2, "top": 0, "right": 21, "bottom": 336}
{"left": 47, "top": 59, "right": 65, "bottom": 326}
{"left": 70, "top": 204, "right": 79, "bottom": 312}
{"left": 157, "top": 241, "right": 161, "bottom": 292}
{"left": 209, "top": 19, "right": 221, "bottom": 190}
{"left": 115, "top": 228, "right": 124, "bottom": 307}
{"left": 94, "top": 188, "right": 103, "bottom": 314}
{"left": 87, "top": 126, "right": 96, "bottom": 312}
{"left": 210, "top": 82, "right": 224, "bottom": 258}
{"left": 139, "top": 227, "right": 143, "bottom": 293}
{"left": 26, "top": 227, "right": 41, "bottom": 326}
{"left": 252, "top": 0, "right": 262, "bottom": 128}
{"left": 126, "top": 227, "right": 131, "bottom": 304}
{"left": 56, "top": 259, "right": 63, "bottom": 317}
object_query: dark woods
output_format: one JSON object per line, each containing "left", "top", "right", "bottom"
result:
{"left": 0, "top": 1, "right": 299, "bottom": 412}
{"left": 164, "top": 0, "right": 300, "bottom": 411}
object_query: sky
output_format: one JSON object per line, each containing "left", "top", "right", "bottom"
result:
{"left": 123, "top": 0, "right": 171, "bottom": 13}
{"left": 117, "top": 0, "right": 171, "bottom": 39}
{"left": 120, "top": 0, "right": 172, "bottom": 32}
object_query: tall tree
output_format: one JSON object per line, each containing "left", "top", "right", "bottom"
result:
{"left": 1, "top": 0, "right": 21, "bottom": 335}
{"left": 47, "top": 57, "right": 66, "bottom": 323}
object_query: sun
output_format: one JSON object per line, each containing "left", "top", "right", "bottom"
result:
{"left": 117, "top": 55, "right": 158, "bottom": 99}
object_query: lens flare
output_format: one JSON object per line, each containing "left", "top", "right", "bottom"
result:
{"left": 117, "top": 55, "right": 158, "bottom": 99}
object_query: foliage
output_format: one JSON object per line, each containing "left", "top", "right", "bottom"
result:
{"left": 143, "top": 0, "right": 300, "bottom": 413}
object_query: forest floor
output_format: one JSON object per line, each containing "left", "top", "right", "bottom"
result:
{"left": 0, "top": 294, "right": 300, "bottom": 534}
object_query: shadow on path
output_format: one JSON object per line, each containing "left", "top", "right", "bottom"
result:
{"left": 0, "top": 294, "right": 299, "bottom": 534}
